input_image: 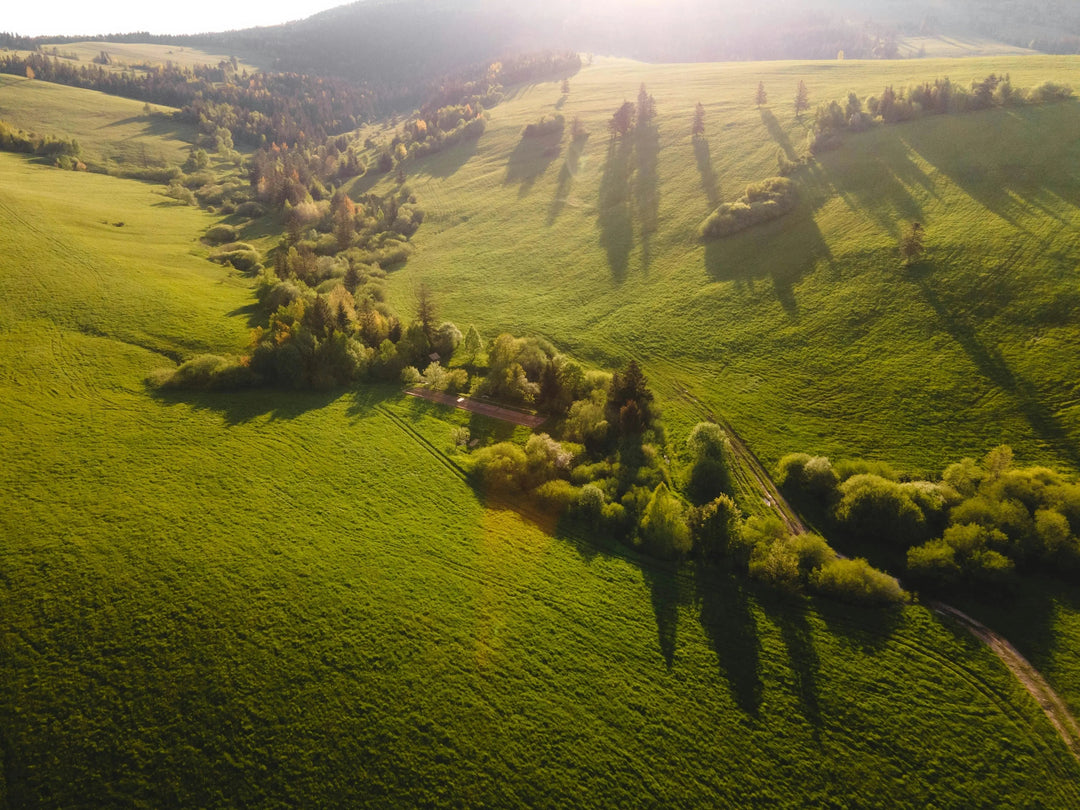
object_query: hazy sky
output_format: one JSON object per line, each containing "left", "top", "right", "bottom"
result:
{"left": 4, "top": 1, "right": 349, "bottom": 37}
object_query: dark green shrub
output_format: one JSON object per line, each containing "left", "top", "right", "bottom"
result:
{"left": 235, "top": 201, "right": 267, "bottom": 218}
{"left": 690, "top": 494, "right": 742, "bottom": 560}
{"left": 205, "top": 224, "right": 239, "bottom": 245}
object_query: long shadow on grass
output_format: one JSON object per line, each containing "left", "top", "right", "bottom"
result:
{"left": 948, "top": 573, "right": 1080, "bottom": 714}
{"left": 693, "top": 136, "right": 720, "bottom": 207}
{"left": 760, "top": 108, "right": 797, "bottom": 161}
{"left": 505, "top": 132, "right": 562, "bottom": 196}
{"left": 149, "top": 385, "right": 359, "bottom": 427}
{"left": 547, "top": 136, "right": 588, "bottom": 225}
{"left": 703, "top": 205, "right": 832, "bottom": 317}
{"left": 900, "top": 103, "right": 1080, "bottom": 233}
{"left": 422, "top": 138, "right": 481, "bottom": 180}
{"left": 759, "top": 592, "right": 822, "bottom": 734}
{"left": 913, "top": 269, "right": 1080, "bottom": 469}
{"left": 598, "top": 136, "right": 634, "bottom": 281}
{"left": 695, "top": 565, "right": 763, "bottom": 716}
{"left": 642, "top": 564, "right": 681, "bottom": 669}
{"left": 816, "top": 134, "right": 930, "bottom": 237}
{"left": 634, "top": 120, "right": 660, "bottom": 271}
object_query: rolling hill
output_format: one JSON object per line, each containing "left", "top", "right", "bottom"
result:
{"left": 3, "top": 45, "right": 1080, "bottom": 808}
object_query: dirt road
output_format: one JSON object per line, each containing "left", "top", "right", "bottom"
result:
{"left": 405, "top": 387, "right": 547, "bottom": 428}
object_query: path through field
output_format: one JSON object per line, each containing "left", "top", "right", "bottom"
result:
{"left": 726, "top": 405, "right": 1080, "bottom": 765}
{"left": 405, "top": 387, "right": 547, "bottom": 427}
{"left": 931, "top": 601, "right": 1080, "bottom": 764}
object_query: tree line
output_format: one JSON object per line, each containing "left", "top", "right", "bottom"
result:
{"left": 777, "top": 446, "right": 1080, "bottom": 596}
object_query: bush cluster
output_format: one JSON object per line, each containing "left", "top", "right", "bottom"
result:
{"left": 699, "top": 177, "right": 797, "bottom": 239}
{"left": 522, "top": 114, "right": 565, "bottom": 138}
{"left": 778, "top": 445, "right": 1080, "bottom": 594}
{"left": 810, "top": 74, "right": 1075, "bottom": 152}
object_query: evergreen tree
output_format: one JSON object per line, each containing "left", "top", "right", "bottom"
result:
{"left": 415, "top": 283, "right": 436, "bottom": 343}
{"left": 691, "top": 102, "right": 706, "bottom": 137}
{"left": 794, "top": 80, "right": 810, "bottom": 118}
{"left": 609, "top": 101, "right": 636, "bottom": 138}
{"left": 900, "top": 221, "right": 925, "bottom": 266}
{"left": 755, "top": 81, "right": 767, "bottom": 107}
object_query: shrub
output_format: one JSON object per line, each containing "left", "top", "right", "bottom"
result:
{"left": 810, "top": 558, "right": 906, "bottom": 604}
{"left": 157, "top": 354, "right": 258, "bottom": 391}
{"left": 1029, "top": 81, "right": 1074, "bottom": 103}
{"left": 534, "top": 480, "right": 580, "bottom": 512}
{"left": 472, "top": 443, "right": 528, "bottom": 492}
{"left": 748, "top": 537, "right": 801, "bottom": 592}
{"left": 578, "top": 483, "right": 607, "bottom": 519}
{"left": 525, "top": 434, "right": 574, "bottom": 486}
{"left": 699, "top": 177, "right": 797, "bottom": 239}
{"left": 401, "top": 365, "right": 421, "bottom": 385}
{"left": 690, "top": 494, "right": 742, "bottom": 560}
{"left": 777, "top": 453, "right": 838, "bottom": 499}
{"left": 639, "top": 483, "right": 692, "bottom": 559}
{"left": 235, "top": 201, "right": 267, "bottom": 218}
{"left": 834, "top": 474, "right": 927, "bottom": 546}
{"left": 522, "top": 114, "right": 565, "bottom": 138}
{"left": 791, "top": 533, "right": 836, "bottom": 577}
{"left": 213, "top": 249, "right": 261, "bottom": 273}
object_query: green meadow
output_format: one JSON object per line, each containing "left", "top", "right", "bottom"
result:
{"left": 0, "top": 74, "right": 195, "bottom": 170}
{"left": 3, "top": 52, "right": 1080, "bottom": 805}
{"left": 33, "top": 41, "right": 266, "bottom": 73}
{"left": 381, "top": 55, "right": 1080, "bottom": 476}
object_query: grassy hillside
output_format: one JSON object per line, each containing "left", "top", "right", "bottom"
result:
{"left": 1, "top": 150, "right": 1079, "bottom": 805}
{"left": 375, "top": 55, "right": 1080, "bottom": 477}
{"left": 0, "top": 73, "right": 195, "bottom": 169}
{"left": 35, "top": 41, "right": 266, "bottom": 73}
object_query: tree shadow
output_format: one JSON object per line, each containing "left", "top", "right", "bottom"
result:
{"left": 695, "top": 565, "right": 763, "bottom": 716}
{"left": 899, "top": 102, "right": 1080, "bottom": 234}
{"left": 643, "top": 564, "right": 681, "bottom": 669}
{"left": 148, "top": 384, "right": 354, "bottom": 427}
{"left": 760, "top": 107, "right": 797, "bottom": 160}
{"left": 913, "top": 271, "right": 1080, "bottom": 469}
{"left": 703, "top": 207, "right": 832, "bottom": 318}
{"left": 816, "top": 598, "right": 904, "bottom": 655}
{"left": 547, "top": 136, "right": 587, "bottom": 225}
{"left": 504, "top": 132, "right": 562, "bottom": 196}
{"left": 759, "top": 592, "right": 822, "bottom": 736}
{"left": 693, "top": 136, "right": 720, "bottom": 206}
{"left": 225, "top": 302, "right": 265, "bottom": 328}
{"left": 634, "top": 120, "right": 660, "bottom": 256}
{"left": 421, "top": 137, "right": 481, "bottom": 180}
{"left": 948, "top": 573, "right": 1080, "bottom": 715}
{"left": 816, "top": 134, "right": 930, "bottom": 237}
{"left": 597, "top": 136, "right": 634, "bottom": 281}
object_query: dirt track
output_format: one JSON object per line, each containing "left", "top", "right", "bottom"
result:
{"left": 404, "top": 388, "right": 547, "bottom": 427}
{"left": 673, "top": 383, "right": 1080, "bottom": 763}
{"left": 930, "top": 601, "right": 1080, "bottom": 763}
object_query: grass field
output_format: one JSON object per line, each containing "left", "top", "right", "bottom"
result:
{"left": 2, "top": 146, "right": 1080, "bottom": 805}
{"left": 0, "top": 73, "right": 197, "bottom": 171}
{"left": 376, "top": 55, "right": 1080, "bottom": 479}
{"left": 6, "top": 41, "right": 265, "bottom": 73}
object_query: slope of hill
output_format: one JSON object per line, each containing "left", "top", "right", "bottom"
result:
{"left": 375, "top": 54, "right": 1080, "bottom": 477}
{"left": 1, "top": 142, "right": 1079, "bottom": 805}
{"left": 176, "top": 0, "right": 1080, "bottom": 86}
{"left": 0, "top": 73, "right": 195, "bottom": 169}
